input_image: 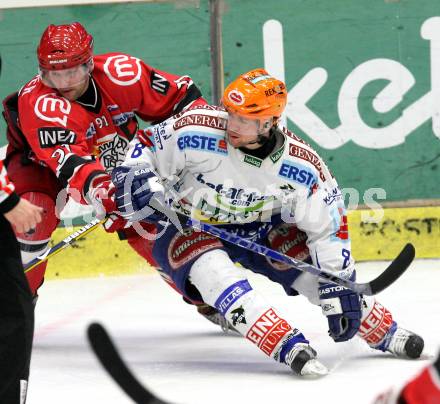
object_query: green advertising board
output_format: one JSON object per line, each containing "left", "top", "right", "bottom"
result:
{"left": 0, "top": 1, "right": 211, "bottom": 137}
{"left": 222, "top": 0, "right": 440, "bottom": 202}
{"left": 1, "top": 0, "right": 439, "bottom": 203}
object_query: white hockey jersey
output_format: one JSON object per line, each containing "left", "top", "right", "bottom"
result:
{"left": 123, "top": 105, "right": 354, "bottom": 276}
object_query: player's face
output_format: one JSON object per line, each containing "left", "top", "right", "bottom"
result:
{"left": 226, "top": 113, "right": 260, "bottom": 148}
{"left": 40, "top": 64, "right": 90, "bottom": 101}
{"left": 226, "top": 113, "right": 272, "bottom": 149}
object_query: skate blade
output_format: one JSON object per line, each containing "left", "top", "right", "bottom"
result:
{"left": 300, "top": 359, "right": 329, "bottom": 377}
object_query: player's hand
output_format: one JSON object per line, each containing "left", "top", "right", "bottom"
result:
{"left": 318, "top": 273, "right": 362, "bottom": 342}
{"left": 112, "top": 165, "right": 165, "bottom": 223}
{"left": 103, "top": 213, "right": 129, "bottom": 233}
{"left": 4, "top": 197, "right": 44, "bottom": 233}
{"left": 87, "top": 175, "right": 116, "bottom": 219}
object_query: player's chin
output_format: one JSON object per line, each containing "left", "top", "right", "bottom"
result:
{"left": 58, "top": 87, "right": 80, "bottom": 100}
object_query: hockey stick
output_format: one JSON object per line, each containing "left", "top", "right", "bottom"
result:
{"left": 186, "top": 218, "right": 415, "bottom": 295}
{"left": 144, "top": 168, "right": 416, "bottom": 296}
{"left": 87, "top": 322, "right": 170, "bottom": 404}
{"left": 23, "top": 218, "right": 103, "bottom": 273}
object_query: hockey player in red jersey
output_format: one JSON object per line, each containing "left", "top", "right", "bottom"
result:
{"left": 2, "top": 22, "right": 206, "bottom": 296}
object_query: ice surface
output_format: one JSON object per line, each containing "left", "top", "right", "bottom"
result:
{"left": 28, "top": 259, "right": 439, "bottom": 404}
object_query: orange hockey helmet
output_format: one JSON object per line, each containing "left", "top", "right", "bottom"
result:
{"left": 222, "top": 69, "right": 287, "bottom": 120}
{"left": 37, "top": 22, "right": 94, "bottom": 70}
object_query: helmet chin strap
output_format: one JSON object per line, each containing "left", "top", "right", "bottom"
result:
{"left": 244, "top": 133, "right": 270, "bottom": 146}
{"left": 245, "top": 122, "right": 272, "bottom": 146}
{"left": 229, "top": 119, "right": 273, "bottom": 147}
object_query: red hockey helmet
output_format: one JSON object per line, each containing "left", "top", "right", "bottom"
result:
{"left": 37, "top": 22, "right": 94, "bottom": 70}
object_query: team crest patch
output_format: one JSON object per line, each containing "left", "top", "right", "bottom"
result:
{"left": 99, "top": 135, "right": 130, "bottom": 171}
{"left": 231, "top": 306, "right": 247, "bottom": 326}
{"left": 167, "top": 228, "right": 223, "bottom": 270}
{"left": 34, "top": 93, "right": 71, "bottom": 127}
{"left": 103, "top": 55, "right": 142, "bottom": 86}
{"left": 227, "top": 90, "right": 244, "bottom": 105}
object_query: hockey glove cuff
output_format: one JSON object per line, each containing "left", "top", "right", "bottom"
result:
{"left": 102, "top": 213, "right": 130, "bottom": 233}
{"left": 318, "top": 273, "right": 362, "bottom": 342}
{"left": 86, "top": 174, "right": 116, "bottom": 219}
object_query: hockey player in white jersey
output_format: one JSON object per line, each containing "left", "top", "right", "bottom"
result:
{"left": 112, "top": 69, "right": 424, "bottom": 376}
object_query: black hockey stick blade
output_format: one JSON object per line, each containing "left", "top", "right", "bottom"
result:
{"left": 87, "top": 323, "right": 170, "bottom": 404}
{"left": 367, "top": 243, "right": 416, "bottom": 295}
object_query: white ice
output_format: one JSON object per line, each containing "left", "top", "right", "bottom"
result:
{"left": 28, "top": 259, "right": 439, "bottom": 404}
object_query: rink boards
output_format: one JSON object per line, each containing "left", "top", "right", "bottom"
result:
{"left": 46, "top": 206, "right": 440, "bottom": 279}
{"left": 349, "top": 206, "right": 440, "bottom": 261}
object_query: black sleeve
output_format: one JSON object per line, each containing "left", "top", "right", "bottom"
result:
{"left": 173, "top": 83, "right": 203, "bottom": 114}
{"left": 0, "top": 192, "right": 20, "bottom": 214}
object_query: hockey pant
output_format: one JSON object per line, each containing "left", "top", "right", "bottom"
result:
{"left": 15, "top": 192, "right": 60, "bottom": 295}
{"left": 5, "top": 154, "right": 63, "bottom": 296}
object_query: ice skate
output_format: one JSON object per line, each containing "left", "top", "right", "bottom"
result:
{"left": 196, "top": 304, "right": 238, "bottom": 334}
{"left": 371, "top": 321, "right": 424, "bottom": 359}
{"left": 284, "top": 343, "right": 328, "bottom": 376}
